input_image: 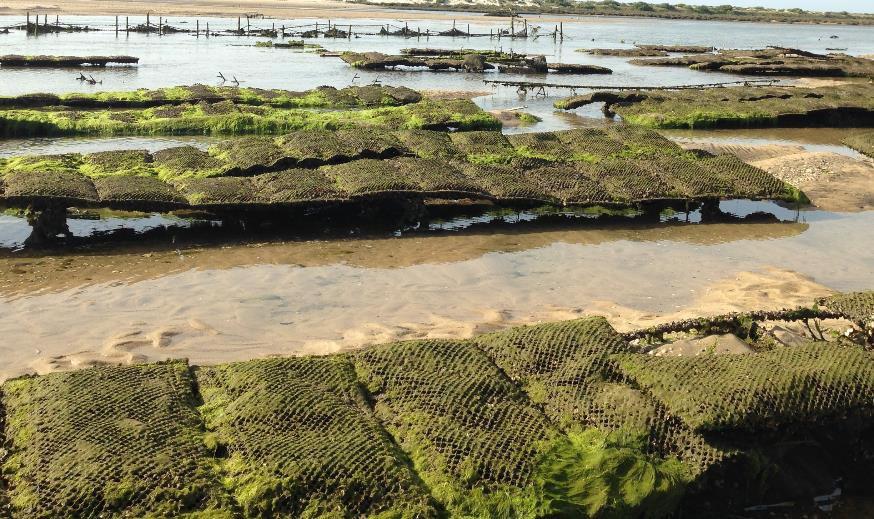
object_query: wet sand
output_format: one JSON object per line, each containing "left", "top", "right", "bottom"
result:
{"left": 676, "top": 136, "right": 874, "bottom": 213}
{"left": 3, "top": 209, "right": 873, "bottom": 382}
{"left": 752, "top": 151, "right": 874, "bottom": 212}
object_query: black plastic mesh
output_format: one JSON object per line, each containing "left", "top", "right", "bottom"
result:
{"left": 449, "top": 131, "right": 515, "bottom": 162}
{"left": 151, "top": 146, "right": 228, "bottom": 181}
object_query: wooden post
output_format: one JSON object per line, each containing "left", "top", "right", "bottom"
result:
{"left": 146, "top": 12, "right": 150, "bottom": 29}
{"left": 560, "top": 22, "right": 563, "bottom": 41}
{"left": 467, "top": 23, "right": 470, "bottom": 38}
{"left": 158, "top": 16, "right": 162, "bottom": 35}
{"left": 115, "top": 15, "right": 118, "bottom": 36}
{"left": 348, "top": 25, "right": 352, "bottom": 40}
{"left": 55, "top": 15, "right": 58, "bottom": 28}
{"left": 237, "top": 16, "right": 241, "bottom": 34}
{"left": 246, "top": 15, "right": 250, "bottom": 35}
{"left": 25, "top": 12, "right": 29, "bottom": 35}
{"left": 196, "top": 19, "right": 199, "bottom": 37}
{"left": 206, "top": 22, "right": 210, "bottom": 38}
{"left": 510, "top": 17, "right": 514, "bottom": 38}
{"left": 126, "top": 16, "right": 129, "bottom": 34}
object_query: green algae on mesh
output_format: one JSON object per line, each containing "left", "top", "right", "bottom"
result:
{"left": 0, "top": 99, "right": 499, "bottom": 137}
{"left": 516, "top": 112, "right": 542, "bottom": 125}
{"left": 555, "top": 83, "right": 874, "bottom": 129}
{"left": 614, "top": 342, "right": 874, "bottom": 432}
{"left": 353, "top": 339, "right": 561, "bottom": 518}
{"left": 534, "top": 428, "right": 691, "bottom": 518}
{"left": 472, "top": 318, "right": 731, "bottom": 478}
{"left": 0, "top": 85, "right": 422, "bottom": 110}
{"left": 80, "top": 149, "right": 157, "bottom": 178}
{"left": 0, "top": 361, "right": 227, "bottom": 517}
{"left": 818, "top": 290, "right": 874, "bottom": 325}
{"left": 0, "top": 153, "right": 83, "bottom": 175}
{"left": 152, "top": 146, "right": 230, "bottom": 181}
{"left": 194, "top": 357, "right": 437, "bottom": 518}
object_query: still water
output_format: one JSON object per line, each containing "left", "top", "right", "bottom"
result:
{"left": 0, "top": 14, "right": 872, "bottom": 378}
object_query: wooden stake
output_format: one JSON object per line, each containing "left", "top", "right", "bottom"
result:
{"left": 115, "top": 15, "right": 118, "bottom": 36}
{"left": 146, "top": 12, "right": 150, "bottom": 28}
{"left": 237, "top": 16, "right": 241, "bottom": 34}
{"left": 126, "top": 16, "right": 129, "bottom": 34}
{"left": 196, "top": 19, "right": 199, "bottom": 37}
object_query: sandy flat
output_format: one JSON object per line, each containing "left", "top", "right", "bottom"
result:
{"left": 751, "top": 151, "right": 874, "bottom": 212}
{"left": 680, "top": 141, "right": 874, "bottom": 213}
{"left": 679, "top": 141, "right": 806, "bottom": 163}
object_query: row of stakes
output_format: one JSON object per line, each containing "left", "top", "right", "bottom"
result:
{"left": 20, "top": 13, "right": 565, "bottom": 40}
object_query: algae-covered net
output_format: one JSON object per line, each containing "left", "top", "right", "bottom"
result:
{"left": 0, "top": 361, "right": 224, "bottom": 518}
{"left": 0, "top": 127, "right": 803, "bottom": 212}
{"left": 614, "top": 342, "right": 874, "bottom": 432}
{"left": 473, "top": 318, "right": 728, "bottom": 476}
{"left": 353, "top": 339, "right": 559, "bottom": 515}
{"left": 195, "top": 356, "right": 435, "bottom": 518}
{"left": 820, "top": 290, "right": 874, "bottom": 326}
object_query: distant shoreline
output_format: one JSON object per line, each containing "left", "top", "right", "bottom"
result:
{"left": 1, "top": 0, "right": 872, "bottom": 26}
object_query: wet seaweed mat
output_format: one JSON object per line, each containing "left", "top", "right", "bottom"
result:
{"left": 353, "top": 339, "right": 559, "bottom": 516}
{"left": 556, "top": 82, "right": 874, "bottom": 129}
{"left": 196, "top": 357, "right": 435, "bottom": 518}
{"left": 0, "top": 84, "right": 422, "bottom": 110}
{"left": 0, "top": 128, "right": 805, "bottom": 215}
{"left": 614, "top": 342, "right": 874, "bottom": 432}
{"left": 0, "top": 361, "right": 225, "bottom": 517}
{"left": 0, "top": 92, "right": 492, "bottom": 138}
{"left": 627, "top": 47, "right": 874, "bottom": 78}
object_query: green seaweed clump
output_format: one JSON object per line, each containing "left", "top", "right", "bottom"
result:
{"left": 535, "top": 429, "right": 690, "bottom": 518}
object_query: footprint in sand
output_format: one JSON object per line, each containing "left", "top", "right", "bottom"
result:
{"left": 188, "top": 318, "right": 221, "bottom": 335}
